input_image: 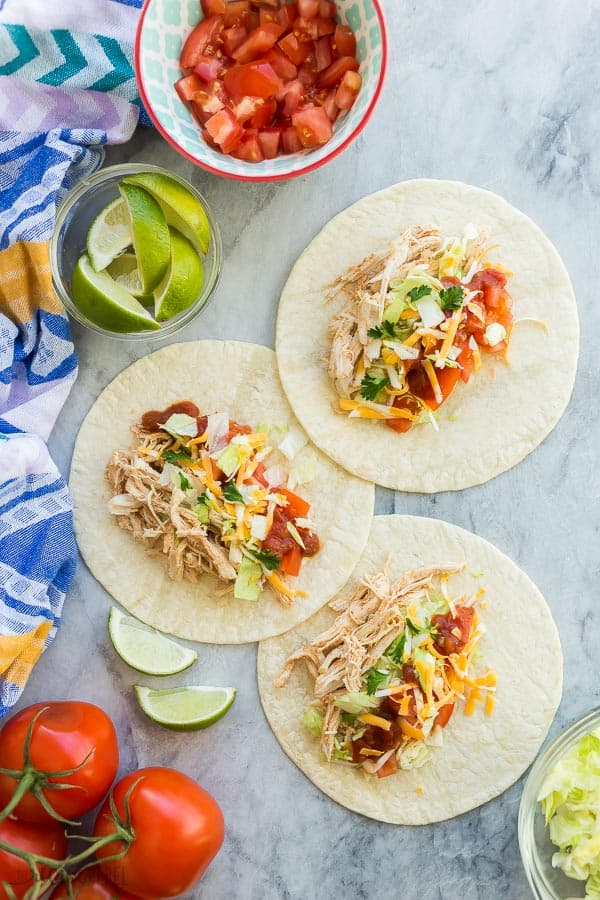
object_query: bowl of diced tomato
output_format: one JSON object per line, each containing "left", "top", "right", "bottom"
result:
{"left": 135, "top": 0, "right": 388, "bottom": 181}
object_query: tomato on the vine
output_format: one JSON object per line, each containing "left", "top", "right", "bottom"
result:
{"left": 50, "top": 868, "right": 142, "bottom": 900}
{"left": 94, "top": 767, "right": 224, "bottom": 899}
{"left": 0, "top": 817, "right": 66, "bottom": 900}
{"left": 0, "top": 702, "right": 119, "bottom": 824}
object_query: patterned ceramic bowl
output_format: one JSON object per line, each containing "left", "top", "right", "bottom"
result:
{"left": 135, "top": 0, "right": 388, "bottom": 182}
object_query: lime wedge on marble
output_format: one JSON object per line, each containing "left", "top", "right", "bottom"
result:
{"left": 123, "top": 172, "right": 211, "bottom": 255}
{"left": 154, "top": 228, "right": 204, "bottom": 322}
{"left": 134, "top": 685, "right": 236, "bottom": 731}
{"left": 106, "top": 253, "right": 154, "bottom": 306}
{"left": 119, "top": 182, "right": 170, "bottom": 294}
{"left": 86, "top": 198, "right": 132, "bottom": 272}
{"left": 71, "top": 254, "right": 160, "bottom": 333}
{"left": 108, "top": 607, "right": 197, "bottom": 676}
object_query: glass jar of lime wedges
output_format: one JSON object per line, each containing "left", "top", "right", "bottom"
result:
{"left": 50, "top": 164, "right": 222, "bottom": 340}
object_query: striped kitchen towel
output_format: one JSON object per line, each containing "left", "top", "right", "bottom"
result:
{"left": 0, "top": 0, "right": 147, "bottom": 714}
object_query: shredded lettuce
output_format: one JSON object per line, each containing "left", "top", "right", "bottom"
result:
{"left": 302, "top": 707, "right": 324, "bottom": 737}
{"left": 538, "top": 729, "right": 600, "bottom": 894}
{"left": 160, "top": 413, "right": 198, "bottom": 438}
{"left": 397, "top": 741, "right": 432, "bottom": 770}
{"left": 334, "top": 692, "right": 380, "bottom": 715}
{"left": 216, "top": 444, "right": 240, "bottom": 477}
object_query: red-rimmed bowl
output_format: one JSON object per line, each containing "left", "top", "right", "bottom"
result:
{"left": 135, "top": 0, "right": 388, "bottom": 182}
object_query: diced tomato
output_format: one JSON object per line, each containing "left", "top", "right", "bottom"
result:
{"left": 278, "top": 32, "right": 312, "bottom": 65}
{"left": 223, "top": 61, "right": 283, "bottom": 99}
{"left": 204, "top": 106, "right": 244, "bottom": 152}
{"left": 201, "top": 0, "right": 226, "bottom": 14}
{"left": 233, "top": 22, "right": 285, "bottom": 63}
{"left": 190, "top": 98, "right": 212, "bottom": 125}
{"left": 276, "top": 1, "right": 298, "bottom": 29}
{"left": 435, "top": 703, "right": 455, "bottom": 728}
{"left": 259, "top": 7, "right": 279, "bottom": 24}
{"left": 280, "top": 544, "right": 302, "bottom": 576}
{"left": 385, "top": 395, "right": 420, "bottom": 434}
{"left": 193, "top": 55, "right": 224, "bottom": 82}
{"left": 247, "top": 9, "right": 260, "bottom": 29}
{"left": 257, "top": 126, "right": 281, "bottom": 158}
{"left": 458, "top": 345, "right": 474, "bottom": 383}
{"left": 432, "top": 606, "right": 475, "bottom": 656}
{"left": 233, "top": 95, "right": 263, "bottom": 123}
{"left": 180, "top": 15, "right": 224, "bottom": 68}
{"left": 227, "top": 421, "right": 252, "bottom": 440}
{"left": 261, "top": 46, "right": 298, "bottom": 80}
{"left": 332, "top": 23, "right": 356, "bottom": 58}
{"left": 262, "top": 507, "right": 296, "bottom": 558}
{"left": 292, "top": 106, "right": 333, "bottom": 147}
{"left": 314, "top": 16, "right": 336, "bottom": 36}
{"left": 250, "top": 96, "right": 277, "bottom": 127}
{"left": 223, "top": 1, "right": 251, "bottom": 27}
{"left": 376, "top": 753, "right": 398, "bottom": 779}
{"left": 201, "top": 126, "right": 218, "bottom": 147}
{"left": 319, "top": 0, "right": 336, "bottom": 16}
{"left": 282, "top": 124, "right": 302, "bottom": 153}
{"left": 174, "top": 74, "right": 205, "bottom": 103}
{"left": 276, "top": 487, "right": 310, "bottom": 518}
{"left": 278, "top": 78, "right": 305, "bottom": 115}
{"left": 252, "top": 462, "right": 269, "bottom": 487}
{"left": 231, "top": 129, "right": 264, "bottom": 162}
{"left": 297, "top": 63, "right": 318, "bottom": 87}
{"left": 334, "top": 69, "right": 361, "bottom": 109}
{"left": 314, "top": 36, "right": 332, "bottom": 71}
{"left": 298, "top": 0, "right": 320, "bottom": 17}
{"left": 318, "top": 55, "right": 359, "bottom": 88}
{"left": 222, "top": 25, "right": 247, "bottom": 56}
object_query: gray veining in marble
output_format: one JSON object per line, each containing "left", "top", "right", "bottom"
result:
{"left": 22, "top": 0, "right": 600, "bottom": 896}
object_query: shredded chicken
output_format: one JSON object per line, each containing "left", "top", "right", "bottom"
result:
{"left": 276, "top": 564, "right": 465, "bottom": 759}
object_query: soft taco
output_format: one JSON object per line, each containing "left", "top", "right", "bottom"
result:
{"left": 70, "top": 341, "right": 374, "bottom": 643}
{"left": 257, "top": 515, "right": 562, "bottom": 824}
{"left": 276, "top": 180, "right": 579, "bottom": 491}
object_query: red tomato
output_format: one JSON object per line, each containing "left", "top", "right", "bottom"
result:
{"left": 277, "top": 2, "right": 298, "bottom": 28}
{"left": 231, "top": 129, "right": 264, "bottom": 162}
{"left": 232, "top": 22, "right": 284, "bottom": 63}
{"left": 50, "top": 869, "right": 141, "bottom": 900}
{"left": 174, "top": 73, "right": 204, "bottom": 103}
{"left": 261, "top": 46, "right": 298, "bottom": 79}
{"left": 94, "top": 768, "right": 224, "bottom": 899}
{"left": 292, "top": 106, "right": 333, "bottom": 147}
{"left": 227, "top": 420, "right": 252, "bottom": 440}
{"left": 0, "top": 702, "right": 118, "bottom": 825}
{"left": 201, "top": 0, "right": 226, "bottom": 14}
{"left": 282, "top": 124, "right": 302, "bottom": 153}
{"left": 405, "top": 363, "right": 460, "bottom": 412}
{"left": 458, "top": 345, "right": 474, "bottom": 383}
{"left": 223, "top": 1, "right": 251, "bottom": 27}
{"left": 298, "top": 0, "right": 320, "bottom": 17}
{"left": 297, "top": 62, "right": 318, "bottom": 87}
{"left": 222, "top": 24, "right": 247, "bottom": 56}
{"left": 276, "top": 487, "right": 311, "bottom": 518}
{"left": 223, "top": 61, "right": 283, "bottom": 99}
{"left": 332, "top": 23, "right": 356, "bottom": 57}
{"left": 278, "top": 32, "right": 313, "bottom": 65}
{"left": 313, "top": 16, "right": 336, "bottom": 37}
{"left": 319, "top": 0, "right": 336, "bottom": 16}
{"left": 193, "top": 55, "right": 224, "bottom": 82}
{"left": 250, "top": 96, "right": 277, "bottom": 127}
{"left": 278, "top": 78, "right": 305, "bottom": 115}
{"left": 320, "top": 88, "right": 339, "bottom": 122}
{"left": 205, "top": 107, "right": 244, "bottom": 152}
{"left": 435, "top": 703, "right": 455, "bottom": 729}
{"left": 318, "top": 54, "right": 359, "bottom": 88}
{"left": 280, "top": 544, "right": 302, "bottom": 576}
{"left": 335, "top": 69, "right": 361, "bottom": 109}
{"left": 180, "top": 15, "right": 224, "bottom": 68}
{"left": 258, "top": 127, "right": 281, "bottom": 157}
{"left": 376, "top": 753, "right": 398, "bottom": 779}
{"left": 0, "top": 817, "right": 66, "bottom": 899}
{"left": 314, "top": 36, "right": 332, "bottom": 71}
{"left": 432, "top": 606, "right": 475, "bottom": 656}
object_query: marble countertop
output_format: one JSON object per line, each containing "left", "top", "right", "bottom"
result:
{"left": 26, "top": 0, "right": 600, "bottom": 896}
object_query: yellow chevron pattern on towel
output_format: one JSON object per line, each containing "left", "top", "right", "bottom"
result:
{"left": 0, "top": 241, "right": 63, "bottom": 324}
{"left": 0, "top": 622, "right": 53, "bottom": 689}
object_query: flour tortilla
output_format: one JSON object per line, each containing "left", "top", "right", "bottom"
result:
{"left": 276, "top": 179, "right": 579, "bottom": 492}
{"left": 70, "top": 341, "right": 374, "bottom": 644}
{"left": 257, "top": 515, "right": 562, "bottom": 824}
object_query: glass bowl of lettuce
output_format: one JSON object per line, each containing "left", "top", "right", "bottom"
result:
{"left": 519, "top": 708, "right": 600, "bottom": 899}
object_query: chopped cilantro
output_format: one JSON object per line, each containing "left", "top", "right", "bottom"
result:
{"left": 365, "top": 667, "right": 389, "bottom": 695}
{"left": 178, "top": 472, "right": 192, "bottom": 492}
{"left": 367, "top": 320, "right": 397, "bottom": 340}
{"left": 439, "top": 285, "right": 465, "bottom": 311}
{"left": 408, "top": 284, "right": 432, "bottom": 303}
{"left": 163, "top": 448, "right": 192, "bottom": 465}
{"left": 360, "top": 372, "right": 390, "bottom": 402}
{"left": 223, "top": 481, "right": 244, "bottom": 504}
{"left": 250, "top": 548, "right": 281, "bottom": 571}
{"left": 387, "top": 632, "right": 406, "bottom": 665}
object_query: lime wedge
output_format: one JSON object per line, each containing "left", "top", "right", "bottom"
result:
{"left": 134, "top": 685, "right": 236, "bottom": 731}
{"left": 71, "top": 253, "right": 160, "bottom": 333}
{"left": 86, "top": 198, "right": 132, "bottom": 272}
{"left": 154, "top": 228, "right": 204, "bottom": 322}
{"left": 106, "top": 253, "right": 154, "bottom": 306}
{"left": 119, "top": 182, "right": 170, "bottom": 294}
{"left": 123, "top": 173, "right": 211, "bottom": 255}
{"left": 108, "top": 607, "right": 197, "bottom": 675}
